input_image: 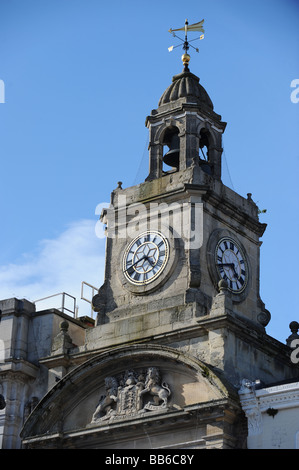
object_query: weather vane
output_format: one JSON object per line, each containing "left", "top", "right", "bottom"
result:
{"left": 168, "top": 19, "right": 205, "bottom": 71}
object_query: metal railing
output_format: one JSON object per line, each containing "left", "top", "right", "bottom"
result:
{"left": 34, "top": 282, "right": 99, "bottom": 319}
{"left": 34, "top": 292, "right": 77, "bottom": 317}
{"left": 80, "top": 281, "right": 98, "bottom": 319}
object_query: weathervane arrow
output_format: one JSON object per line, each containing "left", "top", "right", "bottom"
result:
{"left": 168, "top": 19, "right": 205, "bottom": 71}
{"left": 169, "top": 19, "right": 205, "bottom": 34}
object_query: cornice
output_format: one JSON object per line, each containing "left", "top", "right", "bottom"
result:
{"left": 201, "top": 188, "right": 266, "bottom": 238}
{"left": 22, "top": 398, "right": 236, "bottom": 448}
{"left": 239, "top": 380, "right": 299, "bottom": 436}
{"left": 0, "top": 358, "right": 38, "bottom": 380}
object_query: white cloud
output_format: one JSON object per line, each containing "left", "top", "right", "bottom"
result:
{"left": 0, "top": 218, "right": 106, "bottom": 318}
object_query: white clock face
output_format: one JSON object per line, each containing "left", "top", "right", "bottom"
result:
{"left": 123, "top": 231, "right": 169, "bottom": 285}
{"left": 215, "top": 237, "right": 248, "bottom": 293}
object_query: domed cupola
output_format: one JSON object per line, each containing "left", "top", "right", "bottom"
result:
{"left": 145, "top": 39, "right": 226, "bottom": 182}
{"left": 158, "top": 70, "right": 214, "bottom": 112}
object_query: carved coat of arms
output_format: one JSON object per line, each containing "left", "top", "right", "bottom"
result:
{"left": 89, "top": 367, "right": 171, "bottom": 425}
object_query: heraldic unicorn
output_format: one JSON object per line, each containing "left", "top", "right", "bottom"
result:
{"left": 89, "top": 367, "right": 171, "bottom": 424}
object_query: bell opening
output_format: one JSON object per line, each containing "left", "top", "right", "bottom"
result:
{"left": 162, "top": 127, "right": 180, "bottom": 173}
{"left": 199, "top": 128, "right": 213, "bottom": 175}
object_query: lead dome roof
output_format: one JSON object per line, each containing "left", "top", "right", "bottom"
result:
{"left": 158, "top": 70, "right": 214, "bottom": 110}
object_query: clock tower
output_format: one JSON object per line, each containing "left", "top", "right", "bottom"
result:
{"left": 92, "top": 51, "right": 268, "bottom": 334}
{"left": 21, "top": 48, "right": 299, "bottom": 450}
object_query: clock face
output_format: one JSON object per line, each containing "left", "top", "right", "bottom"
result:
{"left": 123, "top": 231, "right": 169, "bottom": 285}
{"left": 215, "top": 237, "right": 248, "bottom": 293}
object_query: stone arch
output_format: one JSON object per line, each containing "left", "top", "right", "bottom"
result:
{"left": 21, "top": 344, "right": 238, "bottom": 444}
{"left": 155, "top": 118, "right": 185, "bottom": 144}
{"left": 153, "top": 120, "right": 186, "bottom": 172}
{"left": 196, "top": 120, "right": 223, "bottom": 179}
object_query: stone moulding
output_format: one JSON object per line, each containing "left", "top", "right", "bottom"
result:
{"left": 21, "top": 399, "right": 236, "bottom": 449}
{"left": 21, "top": 344, "right": 240, "bottom": 448}
{"left": 239, "top": 379, "right": 299, "bottom": 438}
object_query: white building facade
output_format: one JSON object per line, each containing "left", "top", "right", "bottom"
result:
{"left": 239, "top": 379, "right": 299, "bottom": 449}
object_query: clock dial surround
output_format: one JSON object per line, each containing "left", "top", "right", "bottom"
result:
{"left": 215, "top": 237, "right": 248, "bottom": 293}
{"left": 207, "top": 228, "right": 251, "bottom": 302}
{"left": 123, "top": 231, "right": 169, "bottom": 286}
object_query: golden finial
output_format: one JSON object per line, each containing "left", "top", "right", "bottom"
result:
{"left": 181, "top": 53, "right": 190, "bottom": 71}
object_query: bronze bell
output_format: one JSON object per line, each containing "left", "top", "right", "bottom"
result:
{"left": 163, "top": 133, "right": 180, "bottom": 168}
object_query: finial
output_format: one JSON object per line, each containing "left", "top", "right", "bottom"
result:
{"left": 286, "top": 321, "right": 299, "bottom": 347}
{"left": 182, "top": 53, "right": 190, "bottom": 72}
{"left": 218, "top": 278, "right": 228, "bottom": 293}
{"left": 168, "top": 19, "right": 205, "bottom": 71}
{"left": 59, "top": 319, "right": 69, "bottom": 332}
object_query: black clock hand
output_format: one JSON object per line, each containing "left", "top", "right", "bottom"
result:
{"left": 124, "top": 256, "right": 147, "bottom": 272}
{"left": 231, "top": 265, "right": 239, "bottom": 279}
{"left": 218, "top": 263, "right": 239, "bottom": 279}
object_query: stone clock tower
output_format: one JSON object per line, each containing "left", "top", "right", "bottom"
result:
{"left": 21, "top": 53, "right": 299, "bottom": 450}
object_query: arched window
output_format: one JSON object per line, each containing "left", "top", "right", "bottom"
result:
{"left": 198, "top": 128, "right": 213, "bottom": 175}
{"left": 162, "top": 127, "right": 180, "bottom": 173}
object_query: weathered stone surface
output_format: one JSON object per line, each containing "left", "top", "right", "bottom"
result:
{"left": 21, "top": 344, "right": 243, "bottom": 449}
{"left": 3, "top": 61, "right": 299, "bottom": 451}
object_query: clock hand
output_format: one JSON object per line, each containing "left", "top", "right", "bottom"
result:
{"left": 146, "top": 256, "right": 155, "bottom": 266}
{"left": 218, "top": 263, "right": 239, "bottom": 279}
{"left": 124, "top": 255, "right": 147, "bottom": 272}
{"left": 232, "top": 265, "right": 239, "bottom": 279}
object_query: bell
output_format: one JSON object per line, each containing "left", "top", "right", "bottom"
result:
{"left": 163, "top": 133, "right": 180, "bottom": 168}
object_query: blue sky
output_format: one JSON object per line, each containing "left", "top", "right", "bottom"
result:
{"left": 0, "top": 0, "right": 298, "bottom": 343}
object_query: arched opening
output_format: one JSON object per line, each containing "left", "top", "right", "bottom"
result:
{"left": 199, "top": 128, "right": 213, "bottom": 175}
{"left": 162, "top": 126, "right": 180, "bottom": 173}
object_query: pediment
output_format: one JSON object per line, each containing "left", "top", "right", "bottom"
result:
{"left": 21, "top": 344, "right": 238, "bottom": 446}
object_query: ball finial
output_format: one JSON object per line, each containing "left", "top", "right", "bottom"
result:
{"left": 182, "top": 53, "right": 190, "bottom": 71}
